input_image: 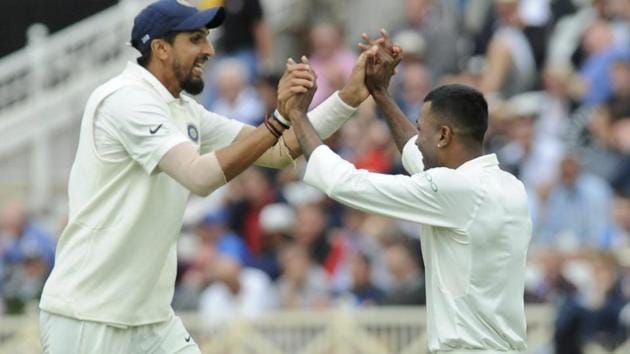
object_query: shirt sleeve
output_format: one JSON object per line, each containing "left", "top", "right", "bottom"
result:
{"left": 401, "top": 135, "right": 424, "bottom": 175}
{"left": 101, "top": 87, "right": 189, "bottom": 174}
{"left": 303, "top": 145, "right": 476, "bottom": 229}
{"left": 306, "top": 91, "right": 358, "bottom": 139}
{"left": 197, "top": 105, "right": 245, "bottom": 154}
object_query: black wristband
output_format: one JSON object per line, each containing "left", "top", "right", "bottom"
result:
{"left": 264, "top": 115, "right": 282, "bottom": 139}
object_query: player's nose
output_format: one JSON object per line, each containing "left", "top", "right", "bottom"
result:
{"left": 202, "top": 41, "right": 215, "bottom": 57}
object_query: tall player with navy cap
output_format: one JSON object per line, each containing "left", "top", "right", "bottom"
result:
{"left": 39, "top": 0, "right": 374, "bottom": 352}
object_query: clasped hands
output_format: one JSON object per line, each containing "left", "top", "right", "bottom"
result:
{"left": 277, "top": 29, "right": 404, "bottom": 125}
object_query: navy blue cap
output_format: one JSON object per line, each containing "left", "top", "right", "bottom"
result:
{"left": 131, "top": 0, "right": 225, "bottom": 53}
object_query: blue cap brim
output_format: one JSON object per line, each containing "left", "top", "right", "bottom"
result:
{"left": 173, "top": 7, "right": 225, "bottom": 31}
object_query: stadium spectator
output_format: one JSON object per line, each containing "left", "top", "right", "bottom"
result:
{"left": 324, "top": 208, "right": 383, "bottom": 294}
{"left": 308, "top": 23, "right": 357, "bottom": 107}
{"left": 352, "top": 119, "right": 396, "bottom": 173}
{"left": 380, "top": 237, "right": 426, "bottom": 306}
{"left": 199, "top": 253, "right": 275, "bottom": 326}
{"left": 207, "top": 58, "right": 265, "bottom": 125}
{"left": 260, "top": 0, "right": 347, "bottom": 75}
{"left": 254, "top": 73, "right": 282, "bottom": 118}
{"left": 226, "top": 167, "right": 277, "bottom": 255}
{"left": 479, "top": 0, "right": 537, "bottom": 99}
{"left": 0, "top": 200, "right": 55, "bottom": 272}
{"left": 495, "top": 106, "right": 564, "bottom": 192}
{"left": 577, "top": 20, "right": 630, "bottom": 106}
{"left": 0, "top": 200, "right": 55, "bottom": 315}
{"left": 393, "top": 61, "right": 431, "bottom": 123}
{"left": 578, "top": 251, "right": 627, "bottom": 351}
{"left": 609, "top": 192, "right": 630, "bottom": 247}
{"left": 581, "top": 68, "right": 630, "bottom": 194}
{"left": 2, "top": 249, "right": 49, "bottom": 315}
{"left": 173, "top": 209, "right": 248, "bottom": 311}
{"left": 249, "top": 202, "right": 296, "bottom": 280}
{"left": 391, "top": 0, "right": 460, "bottom": 80}
{"left": 209, "top": 0, "right": 272, "bottom": 81}
{"left": 536, "top": 154, "right": 614, "bottom": 250}
{"left": 293, "top": 203, "right": 331, "bottom": 266}
{"left": 276, "top": 243, "right": 330, "bottom": 309}
{"left": 336, "top": 251, "right": 384, "bottom": 307}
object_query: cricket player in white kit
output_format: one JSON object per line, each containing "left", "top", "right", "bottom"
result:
{"left": 38, "top": 0, "right": 374, "bottom": 352}
{"left": 285, "top": 38, "right": 532, "bottom": 353}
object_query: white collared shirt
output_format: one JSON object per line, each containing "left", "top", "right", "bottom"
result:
{"left": 40, "top": 62, "right": 244, "bottom": 326}
{"left": 303, "top": 137, "right": 532, "bottom": 353}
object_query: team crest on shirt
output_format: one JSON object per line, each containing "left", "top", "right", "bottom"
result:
{"left": 187, "top": 124, "right": 199, "bottom": 143}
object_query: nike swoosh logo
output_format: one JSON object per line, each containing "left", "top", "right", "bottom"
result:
{"left": 149, "top": 124, "right": 163, "bottom": 134}
{"left": 185, "top": 335, "right": 191, "bottom": 342}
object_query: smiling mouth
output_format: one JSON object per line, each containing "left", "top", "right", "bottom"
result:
{"left": 192, "top": 60, "right": 206, "bottom": 76}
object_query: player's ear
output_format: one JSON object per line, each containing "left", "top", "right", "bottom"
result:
{"left": 437, "top": 125, "right": 452, "bottom": 148}
{"left": 152, "top": 39, "right": 172, "bottom": 61}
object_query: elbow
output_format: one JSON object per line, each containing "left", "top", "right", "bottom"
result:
{"left": 188, "top": 178, "right": 219, "bottom": 197}
{"left": 188, "top": 174, "right": 226, "bottom": 197}
{"left": 190, "top": 185, "right": 213, "bottom": 197}
{"left": 185, "top": 153, "right": 227, "bottom": 197}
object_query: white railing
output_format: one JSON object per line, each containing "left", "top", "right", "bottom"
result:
{"left": 0, "top": 0, "right": 150, "bottom": 209}
{"left": 187, "top": 307, "right": 557, "bottom": 354}
{"left": 2, "top": 306, "right": 628, "bottom": 353}
{"left": 0, "top": 0, "right": 145, "bottom": 114}
{"left": 0, "top": 306, "right": 557, "bottom": 354}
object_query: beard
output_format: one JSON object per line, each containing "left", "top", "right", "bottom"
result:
{"left": 181, "top": 78, "right": 204, "bottom": 95}
{"left": 173, "top": 57, "right": 205, "bottom": 95}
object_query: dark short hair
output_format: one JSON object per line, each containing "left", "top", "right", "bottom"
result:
{"left": 423, "top": 84, "right": 488, "bottom": 144}
{"left": 136, "top": 31, "right": 180, "bottom": 67}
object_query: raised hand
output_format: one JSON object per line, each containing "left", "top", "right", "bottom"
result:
{"left": 285, "top": 56, "right": 317, "bottom": 122}
{"left": 338, "top": 29, "right": 402, "bottom": 107}
{"left": 338, "top": 49, "right": 371, "bottom": 107}
{"left": 358, "top": 29, "right": 402, "bottom": 65}
{"left": 361, "top": 29, "right": 403, "bottom": 94}
{"left": 277, "top": 58, "right": 316, "bottom": 118}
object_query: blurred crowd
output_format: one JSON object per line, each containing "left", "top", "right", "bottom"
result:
{"left": 1, "top": 0, "right": 629, "bottom": 353}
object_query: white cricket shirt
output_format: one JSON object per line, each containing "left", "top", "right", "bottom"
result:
{"left": 304, "top": 137, "right": 531, "bottom": 353}
{"left": 40, "top": 62, "right": 244, "bottom": 326}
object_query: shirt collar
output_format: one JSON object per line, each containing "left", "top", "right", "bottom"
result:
{"left": 457, "top": 153, "right": 499, "bottom": 171}
{"left": 123, "top": 61, "right": 178, "bottom": 103}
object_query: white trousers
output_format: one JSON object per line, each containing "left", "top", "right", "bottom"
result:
{"left": 39, "top": 310, "right": 201, "bottom": 354}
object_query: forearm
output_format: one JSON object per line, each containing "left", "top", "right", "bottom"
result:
{"left": 216, "top": 123, "right": 283, "bottom": 180}
{"left": 372, "top": 89, "right": 416, "bottom": 152}
{"left": 235, "top": 125, "right": 295, "bottom": 168}
{"left": 303, "top": 145, "right": 459, "bottom": 227}
{"left": 290, "top": 111, "right": 323, "bottom": 159}
{"left": 160, "top": 124, "right": 284, "bottom": 196}
{"left": 281, "top": 91, "right": 358, "bottom": 155}
{"left": 159, "top": 143, "right": 227, "bottom": 197}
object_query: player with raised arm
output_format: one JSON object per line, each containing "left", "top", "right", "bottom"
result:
{"left": 38, "top": 1, "right": 374, "bottom": 352}
{"left": 286, "top": 32, "right": 532, "bottom": 354}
